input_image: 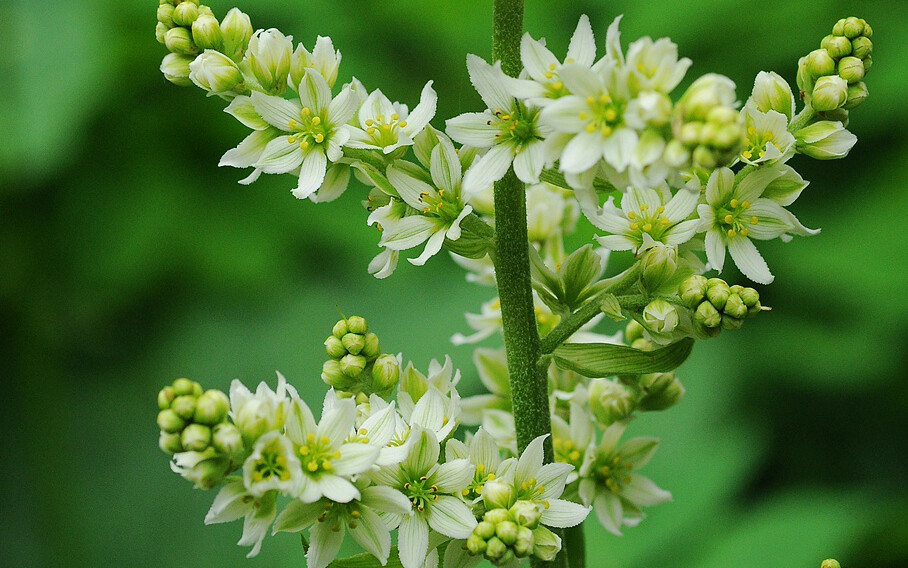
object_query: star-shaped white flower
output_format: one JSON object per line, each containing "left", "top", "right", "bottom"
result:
{"left": 346, "top": 82, "right": 437, "bottom": 154}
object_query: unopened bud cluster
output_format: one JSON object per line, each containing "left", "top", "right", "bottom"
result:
{"left": 798, "top": 17, "right": 872, "bottom": 115}
{"left": 466, "top": 502, "right": 545, "bottom": 566}
{"left": 156, "top": 378, "right": 239, "bottom": 456}
{"left": 322, "top": 316, "right": 400, "bottom": 399}
{"left": 670, "top": 75, "right": 744, "bottom": 169}
{"left": 680, "top": 275, "right": 764, "bottom": 337}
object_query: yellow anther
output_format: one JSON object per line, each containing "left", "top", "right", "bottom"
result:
{"left": 361, "top": 437, "right": 369, "bottom": 443}
{"left": 758, "top": 149, "right": 765, "bottom": 157}
{"left": 476, "top": 463, "right": 485, "bottom": 473}
{"left": 627, "top": 211, "right": 636, "bottom": 220}
{"left": 253, "top": 471, "right": 263, "bottom": 481}
{"left": 751, "top": 216, "right": 759, "bottom": 225}
{"left": 376, "top": 114, "right": 385, "bottom": 122}
{"left": 549, "top": 62, "right": 557, "bottom": 70}
{"left": 586, "top": 96, "right": 596, "bottom": 105}
{"left": 727, "top": 229, "right": 737, "bottom": 238}
{"left": 747, "top": 126, "right": 757, "bottom": 135}
{"left": 276, "top": 455, "right": 287, "bottom": 466}
{"left": 729, "top": 199, "right": 739, "bottom": 208}
{"left": 629, "top": 222, "right": 639, "bottom": 231}
{"left": 365, "top": 119, "right": 374, "bottom": 126}
{"left": 569, "top": 450, "right": 581, "bottom": 461}
{"left": 300, "top": 141, "right": 310, "bottom": 150}
{"left": 661, "top": 216, "right": 670, "bottom": 225}
{"left": 529, "top": 477, "right": 537, "bottom": 485}
{"left": 299, "top": 445, "right": 310, "bottom": 456}
{"left": 333, "top": 450, "right": 341, "bottom": 459}
{"left": 605, "top": 108, "right": 617, "bottom": 121}
{"left": 565, "top": 57, "right": 574, "bottom": 63}
{"left": 740, "top": 228, "right": 750, "bottom": 237}
{"left": 552, "top": 81, "right": 564, "bottom": 90}
{"left": 601, "top": 125, "right": 612, "bottom": 136}
{"left": 442, "top": 416, "right": 449, "bottom": 425}
{"left": 367, "top": 128, "right": 376, "bottom": 135}
{"left": 586, "top": 123, "right": 597, "bottom": 133}
{"left": 301, "top": 107, "right": 311, "bottom": 115}
{"left": 741, "top": 201, "right": 751, "bottom": 209}
{"left": 578, "top": 111, "right": 588, "bottom": 120}
{"left": 376, "top": 223, "right": 383, "bottom": 232}
{"left": 314, "top": 133, "right": 325, "bottom": 143}
{"left": 544, "top": 71, "right": 553, "bottom": 78}
{"left": 307, "top": 461, "right": 319, "bottom": 472}
{"left": 741, "top": 150, "right": 752, "bottom": 159}
{"left": 461, "top": 487, "right": 470, "bottom": 496}
{"left": 320, "top": 436, "right": 331, "bottom": 445}
{"left": 322, "top": 460, "right": 333, "bottom": 470}
{"left": 311, "top": 116, "right": 321, "bottom": 126}
{"left": 724, "top": 214, "right": 734, "bottom": 224}
{"left": 307, "top": 433, "right": 316, "bottom": 442}
{"left": 398, "top": 120, "right": 408, "bottom": 128}
{"left": 599, "top": 94, "right": 610, "bottom": 103}
{"left": 640, "top": 203, "right": 649, "bottom": 211}
{"left": 564, "top": 440, "right": 574, "bottom": 450}
{"left": 391, "top": 113, "right": 400, "bottom": 120}
{"left": 657, "top": 205, "right": 665, "bottom": 213}
{"left": 281, "top": 470, "right": 291, "bottom": 480}
{"left": 487, "top": 473, "right": 496, "bottom": 480}
{"left": 287, "top": 135, "right": 296, "bottom": 144}
{"left": 642, "top": 223, "right": 653, "bottom": 232}
{"left": 289, "top": 119, "right": 300, "bottom": 128}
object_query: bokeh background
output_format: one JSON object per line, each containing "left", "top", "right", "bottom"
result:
{"left": 2, "top": 0, "right": 906, "bottom": 566}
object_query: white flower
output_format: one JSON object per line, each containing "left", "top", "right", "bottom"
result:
{"left": 623, "top": 36, "right": 691, "bottom": 95}
{"left": 369, "top": 427, "right": 477, "bottom": 568}
{"left": 243, "top": 431, "right": 305, "bottom": 497}
{"left": 189, "top": 49, "right": 243, "bottom": 95}
{"left": 697, "top": 167, "right": 818, "bottom": 284}
{"left": 346, "top": 82, "right": 438, "bottom": 154}
{"left": 273, "top": 481, "right": 413, "bottom": 568}
{"left": 291, "top": 36, "right": 342, "bottom": 90}
{"left": 205, "top": 479, "right": 278, "bottom": 557}
{"left": 445, "top": 427, "right": 512, "bottom": 501}
{"left": 229, "top": 371, "right": 296, "bottom": 445}
{"left": 482, "top": 408, "right": 517, "bottom": 455}
{"left": 746, "top": 71, "right": 795, "bottom": 122}
{"left": 551, "top": 402, "right": 595, "bottom": 482}
{"left": 170, "top": 447, "right": 232, "bottom": 489}
{"left": 284, "top": 394, "right": 380, "bottom": 503}
{"left": 379, "top": 135, "right": 474, "bottom": 267}
{"left": 246, "top": 28, "right": 293, "bottom": 93}
{"left": 220, "top": 95, "right": 283, "bottom": 184}
{"left": 739, "top": 108, "right": 796, "bottom": 166}
{"left": 446, "top": 55, "right": 548, "bottom": 192}
{"left": 248, "top": 68, "right": 358, "bottom": 200}
{"left": 793, "top": 120, "right": 857, "bottom": 160}
{"left": 579, "top": 422, "right": 671, "bottom": 536}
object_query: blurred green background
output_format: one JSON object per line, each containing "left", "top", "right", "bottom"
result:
{"left": 2, "top": 0, "right": 906, "bottom": 567}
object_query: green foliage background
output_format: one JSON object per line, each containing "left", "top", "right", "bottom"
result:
{"left": 2, "top": 1, "right": 906, "bottom": 567}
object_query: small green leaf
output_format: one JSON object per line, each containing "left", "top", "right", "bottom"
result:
{"left": 553, "top": 338, "right": 695, "bottom": 377}
{"left": 330, "top": 547, "right": 404, "bottom": 568}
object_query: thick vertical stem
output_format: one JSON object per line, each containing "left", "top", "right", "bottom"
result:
{"left": 564, "top": 525, "right": 586, "bottom": 568}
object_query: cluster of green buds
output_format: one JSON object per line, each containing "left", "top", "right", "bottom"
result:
{"left": 798, "top": 17, "right": 872, "bottom": 118}
{"left": 466, "top": 501, "right": 547, "bottom": 566}
{"left": 156, "top": 378, "right": 242, "bottom": 457}
{"left": 668, "top": 74, "right": 745, "bottom": 169}
{"left": 322, "top": 316, "right": 401, "bottom": 400}
{"left": 679, "top": 275, "right": 765, "bottom": 337}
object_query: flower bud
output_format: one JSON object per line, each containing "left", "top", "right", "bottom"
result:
{"left": 638, "top": 373, "right": 685, "bottom": 411}
{"left": 721, "top": 314, "right": 744, "bottom": 331}
{"left": 495, "top": 521, "right": 519, "bottom": 546}
{"left": 662, "top": 139, "right": 689, "bottom": 167}
{"left": 191, "top": 14, "right": 223, "bottom": 51}
{"left": 678, "top": 74, "right": 737, "bottom": 122}
{"left": 485, "top": 537, "right": 507, "bottom": 561}
{"left": 832, "top": 18, "right": 846, "bottom": 37}
{"left": 851, "top": 36, "right": 872, "bottom": 59}
{"left": 599, "top": 293, "right": 624, "bottom": 322}
{"left": 514, "top": 526, "right": 535, "bottom": 557}
{"left": 706, "top": 106, "right": 737, "bottom": 125}
{"left": 861, "top": 55, "right": 872, "bottom": 74}
{"left": 172, "top": 394, "right": 197, "bottom": 420}
{"left": 220, "top": 8, "right": 253, "bottom": 62}
{"left": 723, "top": 293, "right": 748, "bottom": 319}
{"left": 194, "top": 389, "right": 229, "bottom": 424}
{"left": 475, "top": 520, "right": 497, "bottom": 540}
{"left": 588, "top": 378, "right": 635, "bottom": 426}
{"left": 346, "top": 316, "right": 369, "bottom": 335}
{"left": 340, "top": 354, "right": 367, "bottom": 378}
{"left": 181, "top": 423, "right": 212, "bottom": 451}
{"left": 164, "top": 26, "right": 198, "bottom": 56}
{"left": 694, "top": 301, "right": 722, "bottom": 328}
{"left": 842, "top": 17, "right": 865, "bottom": 39}
{"left": 821, "top": 560, "right": 841, "bottom": 568}
{"left": 705, "top": 278, "right": 730, "bottom": 310}
{"left": 531, "top": 526, "right": 561, "bottom": 562}
{"left": 172, "top": 377, "right": 195, "bottom": 396}
{"left": 642, "top": 299, "right": 679, "bottom": 335}
{"left": 625, "top": 319, "right": 644, "bottom": 343}
{"left": 171, "top": 448, "right": 230, "bottom": 489}
{"left": 679, "top": 275, "right": 708, "bottom": 308}
{"left": 156, "top": 22, "right": 169, "bottom": 45}
{"left": 171, "top": 1, "right": 199, "bottom": 27}
{"left": 211, "top": 422, "right": 244, "bottom": 455}
{"left": 842, "top": 82, "right": 868, "bottom": 110}
{"left": 640, "top": 244, "right": 678, "bottom": 291}
{"left": 332, "top": 319, "right": 349, "bottom": 338}
{"left": 160, "top": 53, "right": 194, "bottom": 86}
{"left": 483, "top": 482, "right": 515, "bottom": 510}
{"left": 158, "top": 386, "right": 176, "bottom": 409}
{"left": 371, "top": 354, "right": 400, "bottom": 393}
{"left": 509, "top": 501, "right": 542, "bottom": 529}
{"left": 189, "top": 50, "right": 242, "bottom": 94}
{"left": 341, "top": 332, "right": 366, "bottom": 355}
{"left": 246, "top": 28, "right": 293, "bottom": 93}
{"left": 692, "top": 145, "right": 717, "bottom": 169}
{"left": 679, "top": 122, "right": 702, "bottom": 145}
{"left": 739, "top": 287, "right": 760, "bottom": 308}
{"left": 159, "top": 431, "right": 183, "bottom": 454}
{"left": 805, "top": 49, "right": 836, "bottom": 78}
{"left": 322, "top": 359, "right": 355, "bottom": 389}
{"left": 631, "top": 337, "right": 654, "bottom": 351}
{"left": 794, "top": 120, "right": 856, "bottom": 160}
{"left": 837, "top": 56, "right": 864, "bottom": 84}
{"left": 325, "top": 336, "right": 346, "bottom": 359}
{"left": 466, "top": 533, "right": 487, "bottom": 555}
{"left": 811, "top": 75, "right": 848, "bottom": 111}
{"left": 157, "top": 408, "right": 186, "bottom": 433}
{"left": 821, "top": 35, "right": 851, "bottom": 59}
{"left": 157, "top": 3, "right": 175, "bottom": 27}
{"left": 361, "top": 333, "right": 381, "bottom": 359}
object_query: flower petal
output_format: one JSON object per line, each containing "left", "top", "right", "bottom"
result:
{"left": 398, "top": 514, "right": 429, "bottom": 568}
{"left": 430, "top": 458, "right": 475, "bottom": 493}
{"left": 462, "top": 144, "right": 514, "bottom": 196}
{"left": 298, "top": 68, "right": 332, "bottom": 112}
{"left": 316, "top": 474, "right": 361, "bottom": 503}
{"left": 333, "top": 442, "right": 380, "bottom": 476}
{"left": 293, "top": 149, "right": 328, "bottom": 200}
{"left": 255, "top": 137, "right": 304, "bottom": 174}
{"left": 307, "top": 517, "right": 345, "bottom": 568}
{"left": 566, "top": 15, "right": 596, "bottom": 67}
{"left": 593, "top": 491, "right": 624, "bottom": 536}
{"left": 704, "top": 228, "right": 726, "bottom": 273}
{"left": 560, "top": 130, "right": 602, "bottom": 173}
{"left": 445, "top": 112, "right": 499, "bottom": 148}
{"left": 430, "top": 136, "right": 463, "bottom": 191}
{"left": 272, "top": 499, "right": 322, "bottom": 533}
{"left": 349, "top": 506, "right": 392, "bottom": 563}
{"left": 250, "top": 91, "right": 301, "bottom": 131}
{"left": 467, "top": 54, "right": 513, "bottom": 111}
{"left": 380, "top": 216, "right": 437, "bottom": 251}
{"left": 620, "top": 474, "right": 672, "bottom": 506}
{"left": 513, "top": 140, "right": 544, "bottom": 184}
{"left": 427, "top": 495, "right": 477, "bottom": 538}
{"left": 728, "top": 236, "right": 773, "bottom": 284}
{"left": 515, "top": 434, "right": 547, "bottom": 486}
{"left": 540, "top": 498, "right": 591, "bottom": 528}
{"left": 361, "top": 485, "right": 413, "bottom": 516}
{"left": 404, "top": 81, "right": 438, "bottom": 137}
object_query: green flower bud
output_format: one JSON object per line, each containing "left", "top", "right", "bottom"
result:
{"left": 638, "top": 372, "right": 685, "bottom": 411}
{"left": 695, "top": 301, "right": 722, "bottom": 328}
{"left": 679, "top": 122, "right": 702, "bottom": 145}
{"left": 197, "top": 4, "right": 213, "bottom": 17}
{"left": 821, "top": 560, "right": 841, "bottom": 568}
{"left": 193, "top": 389, "right": 229, "bottom": 424}
{"left": 247, "top": 28, "right": 293, "bottom": 93}
{"left": 189, "top": 50, "right": 242, "bottom": 94}
{"left": 721, "top": 314, "right": 744, "bottom": 331}
{"left": 495, "top": 521, "right": 519, "bottom": 545}
{"left": 862, "top": 55, "right": 872, "bottom": 74}
{"left": 509, "top": 500, "right": 542, "bottom": 529}
{"left": 160, "top": 0, "right": 176, "bottom": 6}
{"left": 371, "top": 354, "right": 400, "bottom": 393}
{"left": 181, "top": 423, "right": 212, "bottom": 451}
{"left": 832, "top": 19, "right": 846, "bottom": 37}
{"left": 341, "top": 332, "right": 366, "bottom": 355}
{"left": 739, "top": 287, "right": 760, "bottom": 308}
{"left": 484, "top": 507, "right": 512, "bottom": 525}
{"left": 713, "top": 124, "right": 744, "bottom": 149}
{"left": 625, "top": 319, "right": 645, "bottom": 343}
{"left": 514, "top": 526, "right": 535, "bottom": 557}
{"left": 495, "top": 550, "right": 515, "bottom": 567}
{"left": 811, "top": 75, "right": 848, "bottom": 111}
{"left": 164, "top": 26, "right": 198, "bottom": 56}
{"left": 172, "top": 447, "right": 230, "bottom": 489}
{"left": 640, "top": 244, "right": 678, "bottom": 291}
{"left": 159, "top": 430, "right": 183, "bottom": 454}
{"left": 171, "top": 394, "right": 197, "bottom": 420}
{"left": 466, "top": 533, "right": 487, "bottom": 555}
{"left": 361, "top": 333, "right": 381, "bottom": 359}
{"left": 192, "top": 381, "right": 203, "bottom": 397}
{"left": 531, "top": 526, "right": 561, "bottom": 562}
{"left": 842, "top": 82, "right": 868, "bottom": 110}
{"left": 160, "top": 53, "right": 193, "bottom": 86}
{"left": 156, "top": 22, "right": 169, "bottom": 44}
{"left": 821, "top": 35, "right": 852, "bottom": 59}
{"left": 322, "top": 359, "right": 354, "bottom": 389}
{"left": 842, "top": 17, "right": 865, "bottom": 39}
{"left": 332, "top": 319, "right": 349, "bottom": 339}
{"left": 631, "top": 337, "right": 654, "bottom": 351}
{"left": 706, "top": 106, "right": 737, "bottom": 125}
{"left": 340, "top": 354, "right": 367, "bottom": 378}
{"left": 485, "top": 537, "right": 507, "bottom": 561}
{"left": 158, "top": 386, "right": 175, "bottom": 409}
{"left": 643, "top": 299, "right": 679, "bottom": 335}
{"left": 171, "top": 1, "right": 198, "bottom": 27}
{"left": 475, "top": 520, "right": 497, "bottom": 540}
{"left": 191, "top": 14, "right": 223, "bottom": 51}
{"left": 806, "top": 49, "right": 836, "bottom": 78}
{"left": 679, "top": 275, "right": 708, "bottom": 308}
{"left": 157, "top": 3, "right": 175, "bottom": 27}
{"left": 172, "top": 377, "right": 195, "bottom": 396}
{"left": 794, "top": 120, "right": 857, "bottom": 159}
{"left": 220, "top": 8, "right": 253, "bottom": 62}
{"left": 678, "top": 74, "right": 736, "bottom": 122}
{"left": 157, "top": 408, "right": 186, "bottom": 433}
{"left": 483, "top": 482, "right": 515, "bottom": 510}
{"left": 705, "top": 278, "right": 730, "bottom": 310}
{"left": 692, "top": 145, "right": 717, "bottom": 168}
{"left": 325, "top": 336, "right": 346, "bottom": 359}
{"left": 588, "top": 378, "right": 635, "bottom": 426}
{"left": 211, "top": 422, "right": 244, "bottom": 455}
{"left": 346, "top": 316, "right": 368, "bottom": 334}
{"left": 851, "top": 36, "right": 872, "bottom": 59}
{"left": 837, "top": 56, "right": 864, "bottom": 84}
{"left": 662, "top": 139, "right": 690, "bottom": 168}
{"left": 723, "top": 293, "right": 748, "bottom": 319}
{"left": 863, "top": 23, "right": 872, "bottom": 38}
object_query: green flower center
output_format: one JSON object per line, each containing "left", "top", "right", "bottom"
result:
{"left": 624, "top": 202, "right": 672, "bottom": 241}
{"left": 317, "top": 501, "right": 365, "bottom": 531}
{"left": 403, "top": 475, "right": 440, "bottom": 512}
{"left": 594, "top": 455, "right": 633, "bottom": 494}
{"left": 741, "top": 125, "right": 783, "bottom": 161}
{"left": 419, "top": 188, "right": 465, "bottom": 224}
{"left": 287, "top": 107, "right": 329, "bottom": 150}
{"left": 298, "top": 433, "right": 341, "bottom": 475}
{"left": 553, "top": 437, "right": 584, "bottom": 469}
{"left": 580, "top": 92, "right": 625, "bottom": 137}
{"left": 252, "top": 439, "right": 291, "bottom": 482}
{"left": 490, "top": 106, "right": 541, "bottom": 146}
{"left": 462, "top": 462, "right": 497, "bottom": 500}
{"left": 364, "top": 112, "right": 408, "bottom": 147}
{"left": 716, "top": 198, "right": 758, "bottom": 239}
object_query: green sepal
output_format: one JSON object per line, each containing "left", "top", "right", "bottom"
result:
{"left": 552, "top": 337, "right": 695, "bottom": 377}
{"left": 329, "top": 547, "right": 404, "bottom": 568}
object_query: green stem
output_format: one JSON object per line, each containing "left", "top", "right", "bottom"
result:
{"left": 564, "top": 524, "right": 586, "bottom": 568}
{"left": 539, "top": 168, "right": 620, "bottom": 195}
{"left": 788, "top": 106, "right": 817, "bottom": 132}
{"left": 539, "top": 264, "right": 642, "bottom": 355}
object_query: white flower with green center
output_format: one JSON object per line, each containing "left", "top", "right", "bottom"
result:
{"left": 273, "top": 481, "right": 413, "bottom": 568}
{"left": 285, "top": 394, "right": 381, "bottom": 503}
{"left": 578, "top": 422, "right": 671, "bottom": 536}
{"left": 446, "top": 55, "right": 548, "bottom": 192}
{"left": 219, "top": 95, "right": 283, "bottom": 185}
{"left": 697, "top": 167, "right": 818, "bottom": 284}
{"left": 583, "top": 184, "right": 700, "bottom": 252}
{"left": 291, "top": 36, "right": 342, "bottom": 91}
{"left": 540, "top": 61, "right": 639, "bottom": 174}
{"left": 229, "top": 372, "right": 296, "bottom": 446}
{"left": 346, "top": 82, "right": 438, "bottom": 154}
{"left": 739, "top": 108, "right": 796, "bottom": 165}
{"left": 445, "top": 427, "right": 512, "bottom": 502}
{"left": 399, "top": 385, "right": 461, "bottom": 443}
{"left": 204, "top": 479, "right": 277, "bottom": 557}
{"left": 745, "top": 71, "right": 795, "bottom": 122}
{"left": 243, "top": 431, "right": 304, "bottom": 497}
{"left": 380, "top": 136, "right": 474, "bottom": 266}
{"left": 248, "top": 68, "right": 358, "bottom": 200}
{"left": 369, "top": 427, "right": 477, "bottom": 568}
{"left": 624, "top": 36, "right": 691, "bottom": 95}
{"left": 551, "top": 402, "right": 595, "bottom": 482}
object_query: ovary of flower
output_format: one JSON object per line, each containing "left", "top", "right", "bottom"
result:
{"left": 346, "top": 82, "right": 437, "bottom": 154}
